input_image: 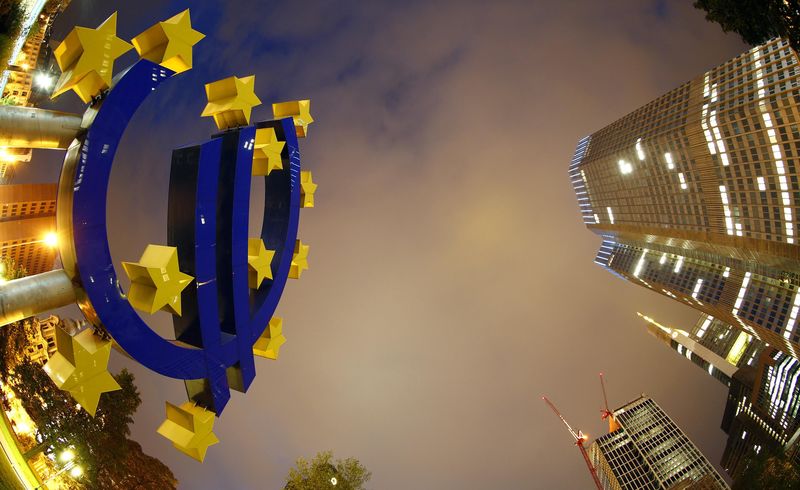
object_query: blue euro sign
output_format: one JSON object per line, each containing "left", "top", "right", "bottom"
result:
{"left": 64, "top": 60, "right": 301, "bottom": 415}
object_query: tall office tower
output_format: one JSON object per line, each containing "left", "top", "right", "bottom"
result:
{"left": 640, "top": 313, "right": 763, "bottom": 386}
{"left": 639, "top": 313, "right": 800, "bottom": 480}
{"left": 589, "top": 396, "right": 729, "bottom": 489}
{"left": 0, "top": 183, "right": 57, "bottom": 276}
{"left": 571, "top": 38, "right": 800, "bottom": 357}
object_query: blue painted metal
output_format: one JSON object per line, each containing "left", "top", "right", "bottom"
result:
{"left": 70, "top": 59, "right": 302, "bottom": 415}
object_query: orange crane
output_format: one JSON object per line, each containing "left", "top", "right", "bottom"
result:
{"left": 599, "top": 373, "right": 620, "bottom": 433}
{"left": 542, "top": 396, "right": 604, "bottom": 490}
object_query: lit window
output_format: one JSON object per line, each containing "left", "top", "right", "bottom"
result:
{"left": 618, "top": 159, "right": 633, "bottom": 175}
{"left": 635, "top": 138, "right": 645, "bottom": 161}
{"left": 664, "top": 152, "right": 674, "bottom": 170}
{"left": 606, "top": 207, "right": 615, "bottom": 224}
{"left": 757, "top": 177, "right": 766, "bottom": 191}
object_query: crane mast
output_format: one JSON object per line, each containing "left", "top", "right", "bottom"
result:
{"left": 599, "top": 373, "right": 620, "bottom": 433}
{"left": 542, "top": 396, "right": 604, "bottom": 490}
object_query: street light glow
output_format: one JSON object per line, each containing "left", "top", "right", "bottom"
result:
{"left": 59, "top": 449, "right": 75, "bottom": 462}
{"left": 69, "top": 465, "right": 83, "bottom": 478}
{"left": 43, "top": 232, "right": 58, "bottom": 248}
{"left": 330, "top": 477, "right": 337, "bottom": 486}
{"left": 34, "top": 72, "right": 54, "bottom": 89}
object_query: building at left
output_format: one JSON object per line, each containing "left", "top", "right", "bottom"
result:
{"left": 0, "top": 183, "right": 57, "bottom": 276}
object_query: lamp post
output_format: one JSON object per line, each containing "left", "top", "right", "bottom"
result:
{"left": 35, "top": 449, "right": 83, "bottom": 489}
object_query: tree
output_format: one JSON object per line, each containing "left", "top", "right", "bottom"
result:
{"left": 0, "top": 0, "right": 23, "bottom": 70}
{"left": 734, "top": 448, "right": 800, "bottom": 489}
{"left": 285, "top": 451, "right": 371, "bottom": 490}
{"left": 10, "top": 362, "right": 177, "bottom": 489}
{"left": 693, "top": 0, "right": 800, "bottom": 54}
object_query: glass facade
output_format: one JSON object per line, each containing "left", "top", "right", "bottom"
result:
{"left": 574, "top": 38, "right": 800, "bottom": 358}
{"left": 589, "top": 396, "right": 728, "bottom": 489}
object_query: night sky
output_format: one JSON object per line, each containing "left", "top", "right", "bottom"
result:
{"left": 17, "top": 1, "right": 751, "bottom": 488}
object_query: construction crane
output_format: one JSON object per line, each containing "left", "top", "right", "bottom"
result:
{"left": 542, "top": 396, "right": 604, "bottom": 490}
{"left": 599, "top": 373, "right": 620, "bottom": 433}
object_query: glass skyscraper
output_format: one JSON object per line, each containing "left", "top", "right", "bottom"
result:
{"left": 641, "top": 312, "right": 800, "bottom": 480}
{"left": 589, "top": 396, "right": 728, "bottom": 489}
{"left": 572, "top": 38, "right": 800, "bottom": 358}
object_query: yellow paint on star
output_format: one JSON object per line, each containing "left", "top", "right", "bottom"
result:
{"left": 52, "top": 12, "right": 134, "bottom": 102}
{"left": 122, "top": 244, "right": 194, "bottom": 316}
{"left": 253, "top": 317, "right": 286, "bottom": 360}
{"left": 272, "top": 100, "right": 313, "bottom": 138}
{"left": 132, "top": 9, "right": 205, "bottom": 74}
{"left": 157, "top": 402, "right": 219, "bottom": 462}
{"left": 252, "top": 127, "right": 285, "bottom": 176}
{"left": 289, "top": 240, "right": 310, "bottom": 279}
{"left": 43, "top": 328, "right": 121, "bottom": 417}
{"left": 248, "top": 238, "right": 275, "bottom": 289}
{"left": 201, "top": 75, "right": 261, "bottom": 130}
{"left": 300, "top": 171, "right": 317, "bottom": 208}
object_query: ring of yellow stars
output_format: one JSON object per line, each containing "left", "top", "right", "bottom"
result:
{"left": 121, "top": 244, "right": 194, "bottom": 316}
{"left": 300, "top": 170, "right": 317, "bottom": 208}
{"left": 157, "top": 402, "right": 219, "bottom": 462}
{"left": 252, "top": 127, "right": 286, "bottom": 176}
{"left": 248, "top": 238, "right": 275, "bottom": 289}
{"left": 132, "top": 9, "right": 205, "bottom": 74}
{"left": 273, "top": 100, "right": 313, "bottom": 138}
{"left": 201, "top": 75, "right": 261, "bottom": 130}
{"left": 52, "top": 12, "right": 134, "bottom": 103}
{"left": 289, "top": 239, "right": 310, "bottom": 279}
{"left": 253, "top": 317, "right": 286, "bottom": 360}
{"left": 43, "top": 328, "right": 121, "bottom": 417}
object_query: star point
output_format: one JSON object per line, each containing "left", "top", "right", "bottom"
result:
{"left": 289, "top": 240, "right": 310, "bottom": 279}
{"left": 253, "top": 317, "right": 286, "bottom": 360}
{"left": 201, "top": 75, "right": 262, "bottom": 130}
{"left": 43, "top": 328, "right": 121, "bottom": 416}
{"left": 122, "top": 244, "right": 194, "bottom": 316}
{"left": 252, "top": 127, "right": 286, "bottom": 176}
{"left": 52, "top": 12, "right": 134, "bottom": 102}
{"left": 273, "top": 100, "right": 313, "bottom": 138}
{"left": 300, "top": 171, "right": 317, "bottom": 208}
{"left": 248, "top": 238, "right": 275, "bottom": 289}
{"left": 132, "top": 9, "right": 205, "bottom": 74}
{"left": 157, "top": 401, "right": 219, "bottom": 462}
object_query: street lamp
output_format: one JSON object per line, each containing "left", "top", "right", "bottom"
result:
{"left": 34, "top": 72, "right": 54, "bottom": 90}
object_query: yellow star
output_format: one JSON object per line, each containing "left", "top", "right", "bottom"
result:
{"left": 132, "top": 9, "right": 205, "bottom": 74}
{"left": 253, "top": 317, "right": 286, "bottom": 360}
{"left": 157, "top": 402, "right": 219, "bottom": 462}
{"left": 43, "top": 328, "right": 121, "bottom": 417}
{"left": 121, "top": 244, "right": 194, "bottom": 316}
{"left": 300, "top": 171, "right": 317, "bottom": 208}
{"left": 248, "top": 238, "right": 275, "bottom": 289}
{"left": 201, "top": 75, "right": 262, "bottom": 130}
{"left": 252, "top": 127, "right": 286, "bottom": 176}
{"left": 289, "top": 240, "right": 310, "bottom": 279}
{"left": 273, "top": 100, "right": 313, "bottom": 138}
{"left": 51, "top": 12, "right": 134, "bottom": 102}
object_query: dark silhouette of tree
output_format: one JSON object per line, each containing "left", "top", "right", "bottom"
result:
{"left": 11, "top": 362, "right": 176, "bottom": 489}
{"left": 285, "top": 451, "right": 371, "bottom": 490}
{"left": 694, "top": 0, "right": 800, "bottom": 53}
{"left": 734, "top": 448, "right": 800, "bottom": 489}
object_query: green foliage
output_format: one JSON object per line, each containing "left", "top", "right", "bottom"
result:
{"left": 286, "top": 451, "right": 371, "bottom": 490}
{"left": 0, "top": 257, "right": 26, "bottom": 280}
{"left": 693, "top": 0, "right": 800, "bottom": 53}
{"left": 734, "top": 448, "right": 800, "bottom": 490}
{"left": 0, "top": 1, "right": 24, "bottom": 70}
{"left": 10, "top": 362, "right": 176, "bottom": 489}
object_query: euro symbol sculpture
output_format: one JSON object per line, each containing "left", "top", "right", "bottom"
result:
{"left": 0, "top": 10, "right": 317, "bottom": 462}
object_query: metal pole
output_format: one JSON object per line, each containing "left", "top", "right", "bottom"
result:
{"left": 0, "top": 106, "right": 81, "bottom": 150}
{"left": 0, "top": 269, "right": 75, "bottom": 326}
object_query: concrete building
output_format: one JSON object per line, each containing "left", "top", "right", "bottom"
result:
{"left": 589, "top": 396, "right": 728, "bottom": 489}
{"left": 572, "top": 38, "right": 800, "bottom": 358}
{"left": 0, "top": 183, "right": 57, "bottom": 276}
